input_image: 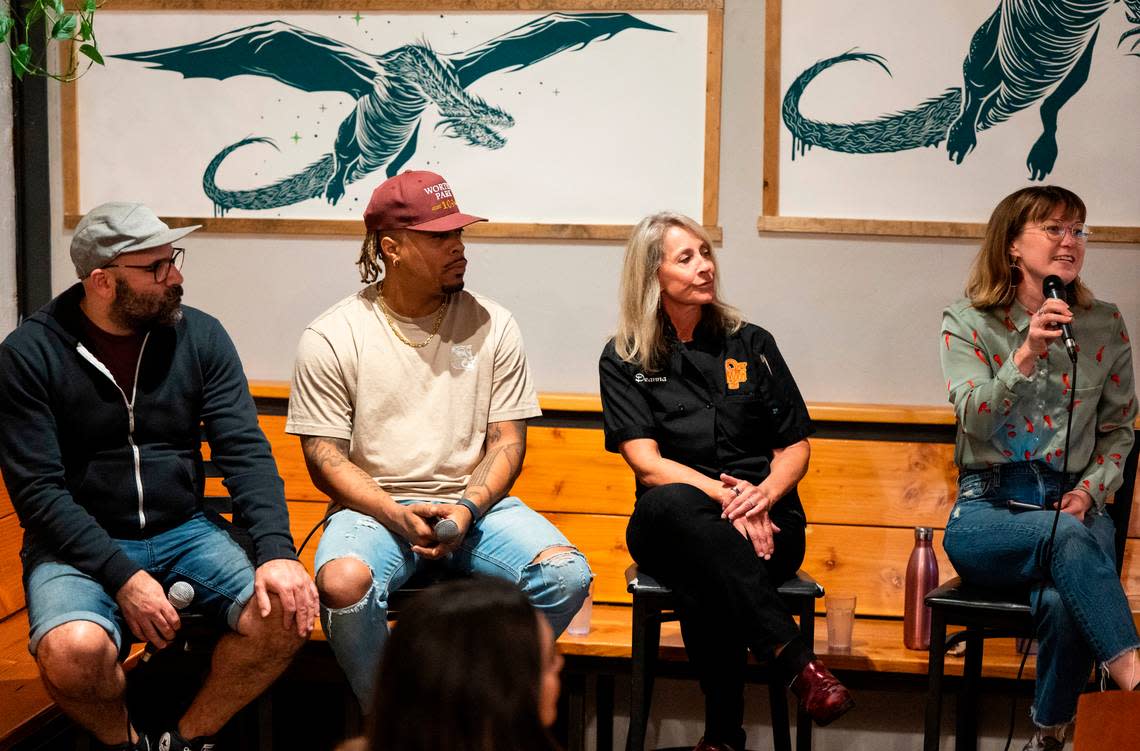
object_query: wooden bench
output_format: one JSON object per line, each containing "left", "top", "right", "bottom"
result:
{"left": 238, "top": 389, "right": 1138, "bottom": 675}
{"left": 242, "top": 386, "right": 1140, "bottom": 751}
{"left": 4, "top": 387, "right": 1139, "bottom": 749}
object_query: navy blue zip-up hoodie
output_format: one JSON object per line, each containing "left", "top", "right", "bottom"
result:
{"left": 0, "top": 284, "right": 297, "bottom": 594}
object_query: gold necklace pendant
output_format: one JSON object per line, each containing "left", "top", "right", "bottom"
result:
{"left": 378, "top": 282, "right": 448, "bottom": 349}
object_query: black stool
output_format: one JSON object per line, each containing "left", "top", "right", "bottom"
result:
{"left": 922, "top": 432, "right": 1140, "bottom": 751}
{"left": 625, "top": 564, "right": 824, "bottom": 751}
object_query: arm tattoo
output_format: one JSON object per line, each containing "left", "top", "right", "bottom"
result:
{"left": 301, "top": 436, "right": 350, "bottom": 471}
{"left": 468, "top": 445, "right": 506, "bottom": 488}
{"left": 466, "top": 421, "right": 526, "bottom": 503}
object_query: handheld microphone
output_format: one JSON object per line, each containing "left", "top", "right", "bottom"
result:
{"left": 433, "top": 517, "right": 461, "bottom": 543}
{"left": 142, "top": 581, "right": 195, "bottom": 662}
{"left": 1042, "top": 275, "right": 1078, "bottom": 363}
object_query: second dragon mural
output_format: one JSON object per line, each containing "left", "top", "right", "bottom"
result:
{"left": 782, "top": 0, "right": 1140, "bottom": 181}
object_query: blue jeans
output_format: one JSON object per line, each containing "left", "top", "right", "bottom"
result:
{"left": 314, "top": 497, "right": 592, "bottom": 706}
{"left": 24, "top": 513, "right": 255, "bottom": 655}
{"left": 943, "top": 462, "right": 1139, "bottom": 726}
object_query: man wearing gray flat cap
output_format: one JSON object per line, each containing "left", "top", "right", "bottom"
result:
{"left": 0, "top": 202, "right": 318, "bottom": 751}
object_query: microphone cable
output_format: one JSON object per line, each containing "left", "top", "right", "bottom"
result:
{"left": 297, "top": 504, "right": 339, "bottom": 555}
{"left": 1002, "top": 350, "right": 1078, "bottom": 751}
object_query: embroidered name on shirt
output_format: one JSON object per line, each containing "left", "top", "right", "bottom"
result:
{"left": 635, "top": 373, "right": 667, "bottom": 383}
{"left": 725, "top": 358, "right": 748, "bottom": 390}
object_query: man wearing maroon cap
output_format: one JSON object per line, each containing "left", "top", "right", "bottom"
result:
{"left": 285, "top": 171, "right": 592, "bottom": 706}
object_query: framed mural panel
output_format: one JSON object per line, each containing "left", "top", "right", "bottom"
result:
{"left": 62, "top": 0, "right": 724, "bottom": 241}
{"left": 759, "top": 0, "right": 1140, "bottom": 242}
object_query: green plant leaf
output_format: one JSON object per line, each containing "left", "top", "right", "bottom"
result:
{"left": 0, "top": 16, "right": 13, "bottom": 39}
{"left": 51, "top": 12, "right": 78, "bottom": 39}
{"left": 84, "top": 0, "right": 97, "bottom": 11}
{"left": 79, "top": 16, "right": 92, "bottom": 39}
{"left": 79, "top": 42, "right": 103, "bottom": 65}
{"left": 53, "top": 1, "right": 66, "bottom": 14}
{"left": 25, "top": 3, "right": 44, "bottom": 27}
{"left": 13, "top": 43, "right": 33, "bottom": 79}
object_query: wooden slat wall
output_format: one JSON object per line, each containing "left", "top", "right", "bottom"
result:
{"left": 799, "top": 440, "right": 957, "bottom": 528}
{"left": 5, "top": 407, "right": 1138, "bottom": 623}
{"left": 246, "top": 415, "right": 1139, "bottom": 618}
{"left": 0, "top": 490, "right": 25, "bottom": 620}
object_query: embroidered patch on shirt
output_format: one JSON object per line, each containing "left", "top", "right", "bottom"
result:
{"left": 450, "top": 344, "right": 476, "bottom": 371}
{"left": 725, "top": 358, "right": 748, "bottom": 390}
{"left": 634, "top": 373, "right": 667, "bottom": 383}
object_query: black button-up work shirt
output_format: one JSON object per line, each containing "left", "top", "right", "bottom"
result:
{"left": 598, "top": 321, "right": 814, "bottom": 499}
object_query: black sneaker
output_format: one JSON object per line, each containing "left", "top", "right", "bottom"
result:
{"left": 155, "top": 729, "right": 216, "bottom": 751}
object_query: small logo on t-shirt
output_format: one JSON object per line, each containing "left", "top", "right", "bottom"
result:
{"left": 725, "top": 358, "right": 748, "bottom": 390}
{"left": 634, "top": 373, "right": 667, "bottom": 383}
{"left": 451, "top": 345, "right": 476, "bottom": 371}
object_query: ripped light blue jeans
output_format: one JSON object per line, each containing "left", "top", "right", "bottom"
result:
{"left": 942, "top": 462, "right": 1139, "bottom": 727}
{"left": 313, "top": 497, "right": 593, "bottom": 707}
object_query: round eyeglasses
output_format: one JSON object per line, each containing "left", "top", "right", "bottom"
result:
{"left": 1030, "top": 223, "right": 1092, "bottom": 243}
{"left": 101, "top": 247, "right": 185, "bottom": 283}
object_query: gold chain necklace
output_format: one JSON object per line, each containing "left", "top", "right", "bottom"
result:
{"left": 378, "top": 282, "right": 448, "bottom": 349}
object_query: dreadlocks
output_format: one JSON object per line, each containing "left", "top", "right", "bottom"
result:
{"left": 357, "top": 230, "right": 384, "bottom": 284}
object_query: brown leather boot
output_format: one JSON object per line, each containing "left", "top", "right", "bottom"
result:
{"left": 789, "top": 659, "right": 855, "bottom": 726}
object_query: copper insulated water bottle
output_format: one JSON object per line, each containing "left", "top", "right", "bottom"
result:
{"left": 904, "top": 526, "right": 939, "bottom": 650}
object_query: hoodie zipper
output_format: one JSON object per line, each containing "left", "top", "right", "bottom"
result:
{"left": 76, "top": 332, "right": 152, "bottom": 530}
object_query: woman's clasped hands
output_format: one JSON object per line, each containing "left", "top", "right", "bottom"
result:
{"left": 719, "top": 473, "right": 780, "bottom": 560}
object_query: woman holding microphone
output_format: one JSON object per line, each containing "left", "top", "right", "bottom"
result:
{"left": 940, "top": 186, "right": 1138, "bottom": 750}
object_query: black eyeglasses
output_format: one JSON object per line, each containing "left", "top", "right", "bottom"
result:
{"left": 102, "top": 247, "right": 185, "bottom": 283}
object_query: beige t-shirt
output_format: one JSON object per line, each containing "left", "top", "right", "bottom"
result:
{"left": 285, "top": 285, "right": 541, "bottom": 500}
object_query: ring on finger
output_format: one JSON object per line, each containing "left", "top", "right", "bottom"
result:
{"left": 732, "top": 487, "right": 741, "bottom": 496}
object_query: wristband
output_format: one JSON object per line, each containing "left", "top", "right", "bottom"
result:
{"left": 456, "top": 498, "right": 481, "bottom": 523}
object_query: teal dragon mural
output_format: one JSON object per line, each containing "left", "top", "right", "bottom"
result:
{"left": 113, "top": 13, "right": 668, "bottom": 215}
{"left": 782, "top": 0, "right": 1140, "bottom": 180}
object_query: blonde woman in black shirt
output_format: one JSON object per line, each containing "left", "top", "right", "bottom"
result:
{"left": 599, "top": 211, "right": 853, "bottom": 751}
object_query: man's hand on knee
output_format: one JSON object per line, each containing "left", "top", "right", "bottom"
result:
{"left": 115, "top": 570, "right": 180, "bottom": 649}
{"left": 253, "top": 559, "right": 319, "bottom": 637}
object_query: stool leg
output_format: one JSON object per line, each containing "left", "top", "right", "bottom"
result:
{"left": 566, "top": 672, "right": 587, "bottom": 751}
{"left": 627, "top": 597, "right": 661, "bottom": 751}
{"left": 597, "top": 673, "right": 615, "bottom": 751}
{"left": 768, "top": 671, "right": 792, "bottom": 751}
{"left": 956, "top": 632, "right": 983, "bottom": 751}
{"left": 795, "top": 597, "right": 816, "bottom": 751}
{"left": 923, "top": 610, "right": 948, "bottom": 751}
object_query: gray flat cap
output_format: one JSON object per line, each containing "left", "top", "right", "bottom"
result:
{"left": 71, "top": 202, "right": 201, "bottom": 278}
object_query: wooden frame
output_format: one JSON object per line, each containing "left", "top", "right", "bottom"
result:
{"left": 61, "top": 0, "right": 724, "bottom": 242}
{"left": 758, "top": 0, "right": 1140, "bottom": 243}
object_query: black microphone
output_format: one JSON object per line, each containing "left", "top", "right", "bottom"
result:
{"left": 1042, "top": 275, "right": 1078, "bottom": 362}
{"left": 141, "top": 581, "right": 195, "bottom": 662}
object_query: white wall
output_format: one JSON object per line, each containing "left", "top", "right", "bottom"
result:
{"left": 1, "top": 45, "right": 17, "bottom": 337}
{"left": 30, "top": 3, "right": 1137, "bottom": 747}
{"left": 47, "top": 0, "right": 1139, "bottom": 405}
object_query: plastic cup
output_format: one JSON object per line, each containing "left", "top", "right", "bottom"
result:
{"left": 825, "top": 594, "right": 857, "bottom": 651}
{"left": 566, "top": 582, "right": 594, "bottom": 636}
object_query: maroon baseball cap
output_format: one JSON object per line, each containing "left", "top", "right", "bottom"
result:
{"left": 363, "top": 171, "right": 487, "bottom": 232}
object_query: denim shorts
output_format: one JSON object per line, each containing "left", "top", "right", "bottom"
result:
{"left": 25, "top": 513, "right": 255, "bottom": 656}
